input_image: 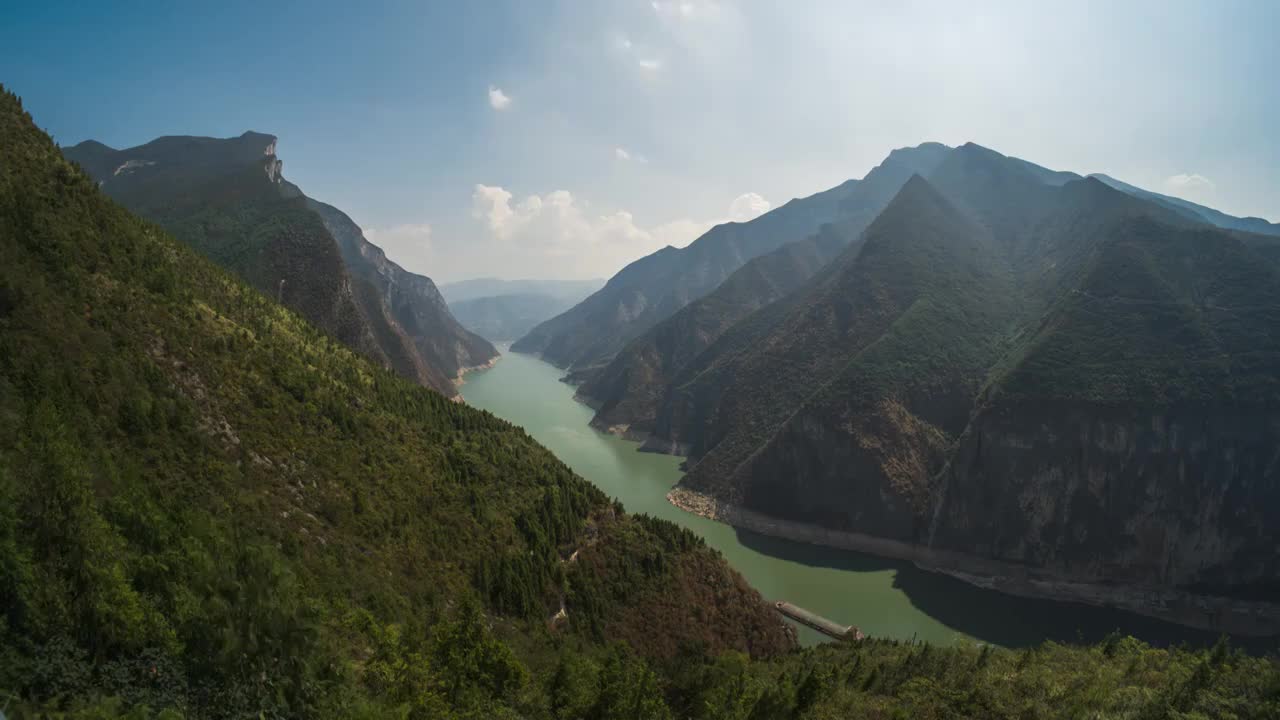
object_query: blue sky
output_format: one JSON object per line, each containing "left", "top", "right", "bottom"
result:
{"left": 4, "top": 0, "right": 1278, "bottom": 281}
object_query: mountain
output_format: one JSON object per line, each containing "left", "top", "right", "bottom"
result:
{"left": 439, "top": 276, "right": 603, "bottom": 304}
{"left": 674, "top": 169, "right": 1017, "bottom": 527}
{"left": 306, "top": 198, "right": 497, "bottom": 388}
{"left": 1092, "top": 172, "right": 1280, "bottom": 236}
{"left": 576, "top": 142, "right": 1083, "bottom": 445}
{"left": 5, "top": 87, "right": 1280, "bottom": 719}
{"left": 648, "top": 143, "right": 1280, "bottom": 633}
{"left": 441, "top": 278, "right": 603, "bottom": 342}
{"left": 448, "top": 292, "right": 585, "bottom": 342}
{"left": 0, "top": 86, "right": 793, "bottom": 716}
{"left": 510, "top": 142, "right": 953, "bottom": 375}
{"left": 578, "top": 220, "right": 853, "bottom": 437}
{"left": 63, "top": 131, "right": 496, "bottom": 397}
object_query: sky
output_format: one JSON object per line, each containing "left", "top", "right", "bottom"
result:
{"left": 3, "top": 0, "right": 1278, "bottom": 282}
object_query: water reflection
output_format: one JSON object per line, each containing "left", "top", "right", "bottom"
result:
{"left": 462, "top": 349, "right": 1278, "bottom": 654}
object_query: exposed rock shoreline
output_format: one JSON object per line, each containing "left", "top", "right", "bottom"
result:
{"left": 581, "top": 412, "right": 693, "bottom": 455}
{"left": 455, "top": 354, "right": 500, "bottom": 384}
{"left": 449, "top": 354, "right": 501, "bottom": 401}
{"left": 667, "top": 486, "right": 1280, "bottom": 638}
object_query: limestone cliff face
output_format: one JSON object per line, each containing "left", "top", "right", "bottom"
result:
{"left": 931, "top": 401, "right": 1280, "bottom": 596}
{"left": 63, "top": 132, "right": 495, "bottom": 397}
{"left": 308, "top": 199, "right": 497, "bottom": 392}
{"left": 731, "top": 398, "right": 951, "bottom": 542}
{"left": 250, "top": 192, "right": 383, "bottom": 367}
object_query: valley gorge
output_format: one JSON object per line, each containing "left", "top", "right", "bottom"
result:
{"left": 63, "top": 131, "right": 496, "bottom": 398}
{"left": 530, "top": 143, "right": 1280, "bottom": 638}
{"left": 8, "top": 1, "right": 1280, "bottom": 715}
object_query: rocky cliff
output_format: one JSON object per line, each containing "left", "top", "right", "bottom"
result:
{"left": 646, "top": 145, "right": 1280, "bottom": 633}
{"left": 64, "top": 132, "right": 496, "bottom": 397}
{"left": 308, "top": 199, "right": 497, "bottom": 387}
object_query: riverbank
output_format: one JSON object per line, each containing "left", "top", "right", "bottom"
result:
{"left": 455, "top": 354, "right": 500, "bottom": 384}
{"left": 462, "top": 350, "right": 1278, "bottom": 650}
{"left": 447, "top": 354, "right": 502, "bottom": 402}
{"left": 668, "top": 486, "right": 1280, "bottom": 638}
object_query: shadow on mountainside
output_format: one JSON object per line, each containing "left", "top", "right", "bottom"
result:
{"left": 733, "top": 527, "right": 1280, "bottom": 654}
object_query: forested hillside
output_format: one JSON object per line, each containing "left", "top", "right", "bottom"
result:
{"left": 0, "top": 86, "right": 789, "bottom": 717}
{"left": 4, "top": 87, "right": 1279, "bottom": 718}
{"left": 63, "top": 130, "right": 495, "bottom": 398}
{"left": 511, "top": 143, "right": 951, "bottom": 375}
{"left": 634, "top": 144, "right": 1280, "bottom": 632}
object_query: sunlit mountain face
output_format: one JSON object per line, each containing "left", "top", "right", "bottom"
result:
{"left": 3, "top": 2, "right": 1279, "bottom": 717}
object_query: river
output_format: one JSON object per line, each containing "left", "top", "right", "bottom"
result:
{"left": 462, "top": 348, "right": 1266, "bottom": 650}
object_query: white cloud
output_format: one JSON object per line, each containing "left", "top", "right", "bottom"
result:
{"left": 488, "top": 85, "right": 512, "bottom": 110}
{"left": 1163, "top": 173, "right": 1216, "bottom": 204}
{"left": 652, "top": 1, "right": 723, "bottom": 22}
{"left": 472, "top": 184, "right": 516, "bottom": 236}
{"left": 613, "top": 147, "right": 649, "bottom": 163}
{"left": 467, "top": 184, "right": 770, "bottom": 276}
{"left": 637, "top": 58, "right": 662, "bottom": 71}
{"left": 652, "top": 1, "right": 704, "bottom": 19}
{"left": 728, "top": 192, "right": 771, "bottom": 221}
{"left": 1165, "top": 173, "right": 1214, "bottom": 192}
{"left": 471, "top": 185, "right": 651, "bottom": 263}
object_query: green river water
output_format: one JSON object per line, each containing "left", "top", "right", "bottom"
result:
{"left": 461, "top": 348, "right": 1257, "bottom": 649}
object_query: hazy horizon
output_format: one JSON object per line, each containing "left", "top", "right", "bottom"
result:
{"left": 5, "top": 0, "right": 1277, "bottom": 282}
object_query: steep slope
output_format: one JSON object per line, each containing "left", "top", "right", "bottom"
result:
{"left": 307, "top": 198, "right": 497, "bottom": 384}
{"left": 579, "top": 217, "right": 856, "bottom": 438}
{"left": 1092, "top": 172, "right": 1280, "bottom": 236}
{"left": 648, "top": 144, "right": 1194, "bottom": 466}
{"left": 654, "top": 144, "right": 1280, "bottom": 631}
{"left": 5, "top": 89, "right": 1280, "bottom": 720}
{"left": 677, "top": 174, "right": 1015, "bottom": 541}
{"left": 931, "top": 214, "right": 1280, "bottom": 596}
{"left": 645, "top": 144, "right": 1037, "bottom": 464}
{"left": 63, "top": 132, "right": 495, "bottom": 397}
{"left": 0, "top": 88, "right": 790, "bottom": 717}
{"left": 573, "top": 142, "right": 956, "bottom": 432}
{"left": 511, "top": 142, "right": 952, "bottom": 374}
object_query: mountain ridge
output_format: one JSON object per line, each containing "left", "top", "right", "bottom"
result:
{"left": 64, "top": 131, "right": 496, "bottom": 397}
{"left": 511, "top": 142, "right": 953, "bottom": 374}
{"left": 1, "top": 85, "right": 794, "bottom": 717}
{"left": 598, "top": 144, "right": 1280, "bottom": 635}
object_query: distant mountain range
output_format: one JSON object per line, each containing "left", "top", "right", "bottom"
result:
{"left": 510, "top": 143, "right": 953, "bottom": 373}
{"left": 525, "top": 145, "right": 1280, "bottom": 391}
{"left": 447, "top": 292, "right": 591, "bottom": 343}
{"left": 64, "top": 132, "right": 496, "bottom": 397}
{"left": 554, "top": 141, "right": 1280, "bottom": 631}
{"left": 439, "top": 278, "right": 604, "bottom": 342}
{"left": 440, "top": 276, "right": 603, "bottom": 304}
{"left": 1090, "top": 173, "right": 1280, "bottom": 237}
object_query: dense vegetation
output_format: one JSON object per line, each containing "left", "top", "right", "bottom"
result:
{"left": 578, "top": 223, "right": 849, "bottom": 438}
{"left": 510, "top": 144, "right": 953, "bottom": 372}
{"left": 62, "top": 131, "right": 497, "bottom": 398}
{"left": 4, "top": 87, "right": 1279, "bottom": 718}
{"left": 618, "top": 142, "right": 1280, "bottom": 609}
{"left": 0, "top": 86, "right": 787, "bottom": 717}
{"left": 575, "top": 142, "right": 954, "bottom": 436}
